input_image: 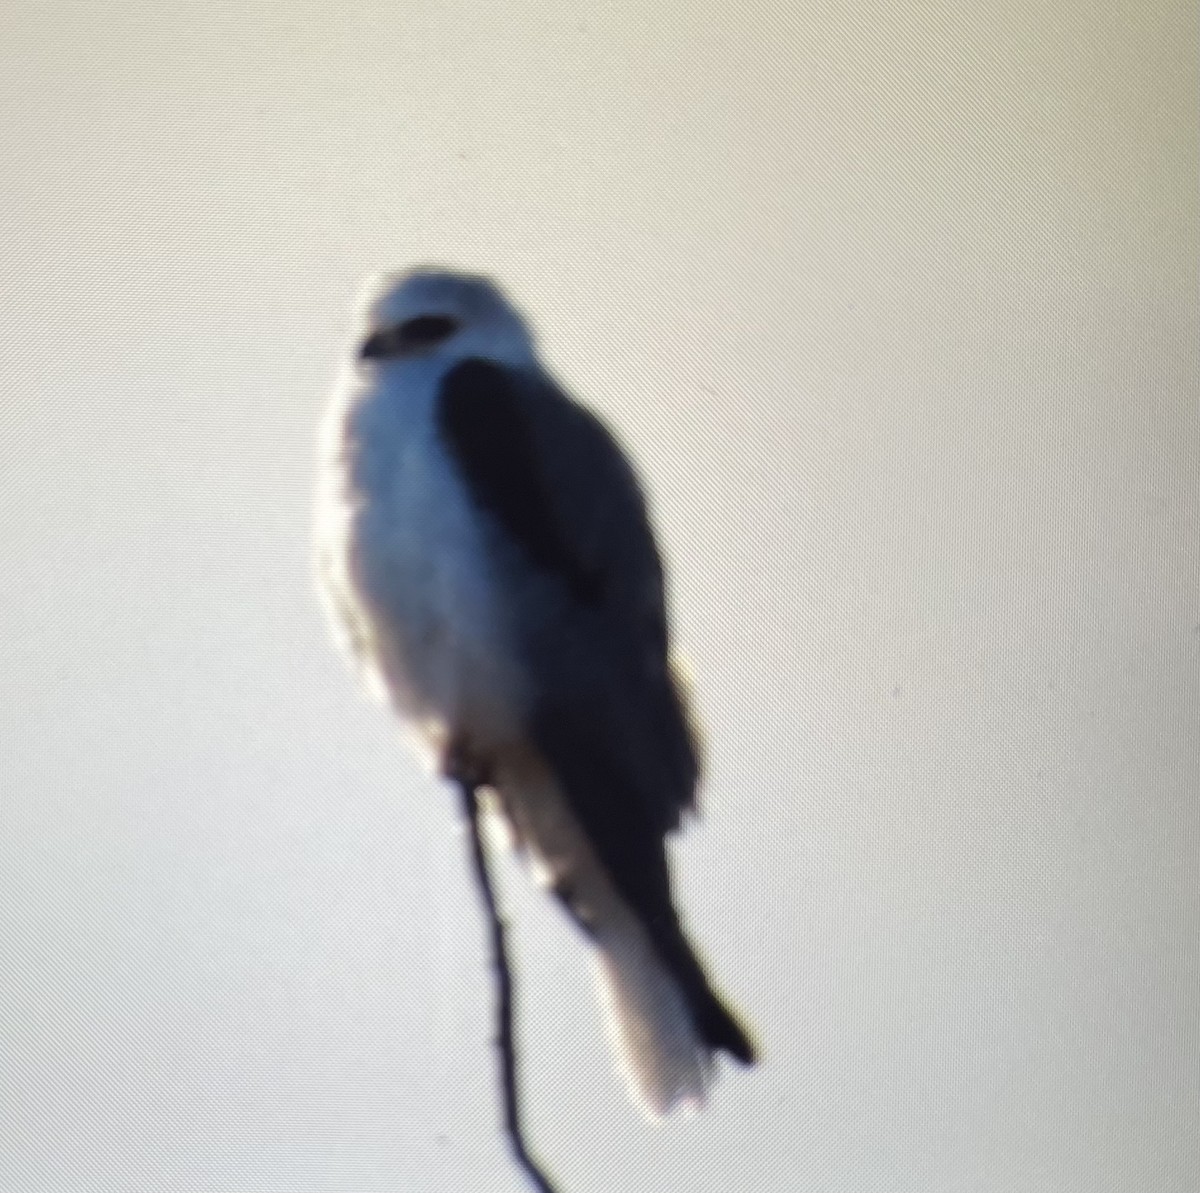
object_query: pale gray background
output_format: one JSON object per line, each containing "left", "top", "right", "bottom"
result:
{"left": 2, "top": 2, "right": 1197, "bottom": 1190}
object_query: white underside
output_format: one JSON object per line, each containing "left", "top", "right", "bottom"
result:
{"left": 316, "top": 356, "right": 528, "bottom": 761}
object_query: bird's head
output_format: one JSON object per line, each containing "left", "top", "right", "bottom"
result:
{"left": 355, "top": 269, "right": 538, "bottom": 371}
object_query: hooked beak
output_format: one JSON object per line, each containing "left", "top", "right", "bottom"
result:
{"left": 359, "top": 328, "right": 399, "bottom": 360}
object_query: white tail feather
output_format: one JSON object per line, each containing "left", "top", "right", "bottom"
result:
{"left": 594, "top": 918, "right": 714, "bottom": 1120}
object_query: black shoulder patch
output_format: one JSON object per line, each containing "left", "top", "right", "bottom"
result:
{"left": 438, "top": 358, "right": 603, "bottom": 603}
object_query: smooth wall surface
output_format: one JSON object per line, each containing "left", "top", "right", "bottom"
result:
{"left": 2, "top": 2, "right": 1197, "bottom": 1190}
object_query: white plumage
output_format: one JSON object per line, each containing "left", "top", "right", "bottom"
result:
{"left": 318, "top": 347, "right": 526, "bottom": 760}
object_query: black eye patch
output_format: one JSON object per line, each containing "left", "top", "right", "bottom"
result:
{"left": 359, "top": 314, "right": 459, "bottom": 359}
{"left": 398, "top": 314, "right": 459, "bottom": 346}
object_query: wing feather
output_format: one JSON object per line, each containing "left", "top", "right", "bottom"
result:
{"left": 437, "top": 358, "right": 699, "bottom": 927}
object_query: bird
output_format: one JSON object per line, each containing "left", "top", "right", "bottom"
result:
{"left": 315, "top": 267, "right": 755, "bottom": 1118}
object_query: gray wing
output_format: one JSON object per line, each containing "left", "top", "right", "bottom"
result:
{"left": 437, "top": 358, "right": 700, "bottom": 928}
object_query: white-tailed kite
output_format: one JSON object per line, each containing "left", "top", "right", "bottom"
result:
{"left": 316, "top": 268, "right": 755, "bottom": 1118}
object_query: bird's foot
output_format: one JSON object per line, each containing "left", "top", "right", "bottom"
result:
{"left": 441, "top": 738, "right": 492, "bottom": 790}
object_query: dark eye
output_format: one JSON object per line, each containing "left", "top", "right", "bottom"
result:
{"left": 359, "top": 314, "right": 459, "bottom": 359}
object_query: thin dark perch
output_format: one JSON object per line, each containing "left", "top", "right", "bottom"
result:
{"left": 453, "top": 776, "right": 560, "bottom": 1193}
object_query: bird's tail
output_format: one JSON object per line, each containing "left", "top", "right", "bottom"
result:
{"left": 486, "top": 740, "right": 755, "bottom": 1118}
{"left": 592, "top": 909, "right": 755, "bottom": 1120}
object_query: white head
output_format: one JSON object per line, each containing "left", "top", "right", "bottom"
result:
{"left": 355, "top": 268, "right": 539, "bottom": 372}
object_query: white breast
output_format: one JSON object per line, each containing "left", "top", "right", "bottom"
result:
{"left": 316, "top": 357, "right": 528, "bottom": 761}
